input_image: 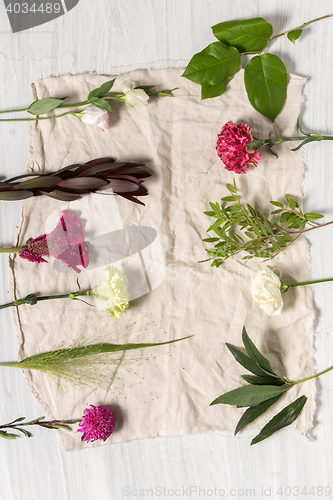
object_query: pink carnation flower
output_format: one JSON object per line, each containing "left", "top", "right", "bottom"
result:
{"left": 78, "top": 405, "right": 116, "bottom": 442}
{"left": 216, "top": 121, "right": 261, "bottom": 174}
{"left": 19, "top": 210, "right": 89, "bottom": 273}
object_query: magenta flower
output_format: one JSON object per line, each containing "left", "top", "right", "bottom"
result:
{"left": 19, "top": 210, "right": 89, "bottom": 273}
{"left": 78, "top": 405, "right": 116, "bottom": 442}
{"left": 216, "top": 121, "right": 261, "bottom": 174}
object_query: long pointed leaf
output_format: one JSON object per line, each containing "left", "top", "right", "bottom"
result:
{"left": 241, "top": 375, "right": 284, "bottom": 386}
{"left": 251, "top": 395, "right": 307, "bottom": 445}
{"left": 226, "top": 343, "right": 269, "bottom": 377}
{"left": 235, "top": 395, "right": 282, "bottom": 434}
{"left": 210, "top": 384, "right": 290, "bottom": 407}
{"left": 241, "top": 326, "right": 277, "bottom": 375}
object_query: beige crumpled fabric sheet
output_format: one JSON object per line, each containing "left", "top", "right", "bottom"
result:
{"left": 8, "top": 68, "right": 315, "bottom": 451}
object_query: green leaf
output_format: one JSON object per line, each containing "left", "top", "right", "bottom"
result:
{"left": 280, "top": 231, "right": 293, "bottom": 242}
{"left": 0, "top": 430, "right": 17, "bottom": 440}
{"left": 88, "top": 79, "right": 115, "bottom": 99}
{"left": 244, "top": 54, "right": 287, "bottom": 122}
{"left": 182, "top": 42, "right": 240, "bottom": 87}
{"left": 304, "top": 212, "right": 324, "bottom": 220}
{"left": 251, "top": 395, "right": 307, "bottom": 445}
{"left": 207, "top": 219, "right": 223, "bottom": 232}
{"left": 6, "top": 416, "right": 26, "bottom": 425}
{"left": 235, "top": 395, "right": 282, "bottom": 434}
{"left": 270, "top": 201, "right": 284, "bottom": 208}
{"left": 226, "top": 343, "right": 272, "bottom": 377}
{"left": 241, "top": 326, "right": 276, "bottom": 375}
{"left": 212, "top": 18, "right": 272, "bottom": 52}
{"left": 0, "top": 190, "right": 34, "bottom": 201}
{"left": 16, "top": 428, "right": 32, "bottom": 437}
{"left": 202, "top": 237, "right": 220, "bottom": 243}
{"left": 280, "top": 211, "right": 290, "bottom": 224}
{"left": 210, "top": 384, "right": 289, "bottom": 407}
{"left": 247, "top": 204, "right": 256, "bottom": 217}
{"left": 285, "top": 194, "right": 297, "bottom": 209}
{"left": 221, "top": 196, "right": 237, "bottom": 202}
{"left": 28, "top": 98, "right": 65, "bottom": 116}
{"left": 241, "top": 375, "right": 285, "bottom": 386}
{"left": 226, "top": 184, "right": 236, "bottom": 194}
{"left": 287, "top": 29, "right": 302, "bottom": 44}
{"left": 90, "top": 99, "right": 113, "bottom": 113}
{"left": 201, "top": 77, "right": 232, "bottom": 99}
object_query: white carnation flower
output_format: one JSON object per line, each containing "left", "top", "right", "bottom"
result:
{"left": 251, "top": 267, "right": 283, "bottom": 316}
{"left": 93, "top": 266, "right": 130, "bottom": 318}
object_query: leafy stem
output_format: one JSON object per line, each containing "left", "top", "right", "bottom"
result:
{"left": 210, "top": 326, "right": 333, "bottom": 445}
{"left": 0, "top": 289, "right": 94, "bottom": 310}
{"left": 203, "top": 180, "right": 326, "bottom": 266}
{"left": 260, "top": 14, "right": 333, "bottom": 54}
{"left": 0, "top": 416, "right": 80, "bottom": 439}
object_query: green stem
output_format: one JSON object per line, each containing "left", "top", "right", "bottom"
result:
{"left": 0, "top": 107, "right": 28, "bottom": 115}
{"left": 286, "top": 278, "right": 333, "bottom": 288}
{"left": 0, "top": 418, "right": 80, "bottom": 430}
{"left": 293, "top": 364, "right": 333, "bottom": 385}
{"left": 0, "top": 290, "right": 94, "bottom": 310}
{"left": 0, "top": 111, "right": 76, "bottom": 122}
{"left": 0, "top": 247, "right": 24, "bottom": 253}
{"left": 262, "top": 14, "right": 333, "bottom": 53}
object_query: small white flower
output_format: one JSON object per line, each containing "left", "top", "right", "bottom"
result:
{"left": 251, "top": 267, "right": 283, "bottom": 316}
{"left": 121, "top": 80, "right": 149, "bottom": 107}
{"left": 92, "top": 266, "right": 130, "bottom": 318}
{"left": 78, "top": 105, "right": 111, "bottom": 131}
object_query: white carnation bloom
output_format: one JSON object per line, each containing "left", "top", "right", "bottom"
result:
{"left": 93, "top": 266, "right": 130, "bottom": 318}
{"left": 251, "top": 267, "right": 283, "bottom": 316}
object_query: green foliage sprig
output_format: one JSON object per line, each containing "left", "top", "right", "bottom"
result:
{"left": 203, "top": 179, "right": 328, "bottom": 267}
{"left": 182, "top": 15, "right": 333, "bottom": 121}
{"left": 211, "top": 327, "right": 333, "bottom": 445}
{"left": 0, "top": 416, "right": 77, "bottom": 440}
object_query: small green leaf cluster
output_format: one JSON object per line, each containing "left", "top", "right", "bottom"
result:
{"left": 182, "top": 17, "right": 302, "bottom": 121}
{"left": 202, "top": 180, "right": 324, "bottom": 266}
{"left": 210, "top": 327, "right": 307, "bottom": 445}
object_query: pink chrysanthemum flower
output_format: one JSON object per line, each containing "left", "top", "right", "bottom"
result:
{"left": 216, "top": 121, "right": 261, "bottom": 174}
{"left": 19, "top": 210, "right": 89, "bottom": 273}
{"left": 78, "top": 405, "right": 116, "bottom": 442}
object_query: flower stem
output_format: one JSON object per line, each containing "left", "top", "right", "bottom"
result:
{"left": 0, "top": 290, "right": 94, "bottom": 310}
{"left": 262, "top": 14, "right": 333, "bottom": 52}
{"left": 286, "top": 278, "right": 333, "bottom": 288}
{"left": 293, "top": 363, "right": 333, "bottom": 385}
{"left": 0, "top": 247, "right": 24, "bottom": 253}
{"left": 0, "top": 418, "right": 80, "bottom": 430}
{"left": 0, "top": 111, "right": 76, "bottom": 122}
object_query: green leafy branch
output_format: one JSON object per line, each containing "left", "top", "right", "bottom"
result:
{"left": 202, "top": 179, "right": 327, "bottom": 267}
{"left": 0, "top": 416, "right": 77, "bottom": 440}
{"left": 210, "top": 326, "right": 327, "bottom": 445}
{"left": 182, "top": 15, "right": 333, "bottom": 121}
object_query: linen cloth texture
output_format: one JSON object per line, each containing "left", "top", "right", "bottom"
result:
{"left": 8, "top": 69, "right": 314, "bottom": 451}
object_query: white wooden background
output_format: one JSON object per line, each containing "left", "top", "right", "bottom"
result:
{"left": 0, "top": 1, "right": 333, "bottom": 499}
